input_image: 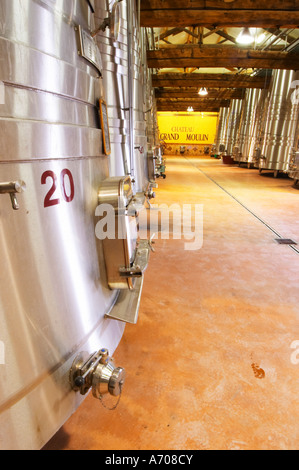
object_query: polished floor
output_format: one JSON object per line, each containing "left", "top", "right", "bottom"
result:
{"left": 44, "top": 156, "right": 299, "bottom": 451}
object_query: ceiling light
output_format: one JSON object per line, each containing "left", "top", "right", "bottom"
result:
{"left": 198, "top": 87, "right": 208, "bottom": 96}
{"left": 237, "top": 28, "right": 254, "bottom": 45}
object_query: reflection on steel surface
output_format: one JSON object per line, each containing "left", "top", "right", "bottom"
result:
{"left": 258, "top": 70, "right": 299, "bottom": 173}
{"left": 0, "top": 0, "right": 153, "bottom": 450}
{"left": 94, "top": 0, "right": 151, "bottom": 192}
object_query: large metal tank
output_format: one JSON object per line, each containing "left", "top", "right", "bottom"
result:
{"left": 257, "top": 69, "right": 299, "bottom": 176}
{"left": 225, "top": 99, "right": 243, "bottom": 157}
{"left": 132, "top": 17, "right": 152, "bottom": 193}
{"left": 287, "top": 119, "right": 299, "bottom": 183}
{"left": 94, "top": 0, "right": 131, "bottom": 178}
{"left": 0, "top": 0, "right": 150, "bottom": 450}
{"left": 233, "top": 89, "right": 258, "bottom": 164}
{"left": 144, "top": 49, "right": 159, "bottom": 152}
{"left": 247, "top": 89, "right": 269, "bottom": 168}
{"left": 94, "top": 0, "right": 151, "bottom": 194}
{"left": 213, "top": 107, "right": 230, "bottom": 156}
{"left": 288, "top": 150, "right": 299, "bottom": 184}
{"left": 238, "top": 89, "right": 263, "bottom": 166}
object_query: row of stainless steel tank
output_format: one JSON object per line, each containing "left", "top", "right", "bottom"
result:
{"left": 0, "top": 0, "right": 162, "bottom": 450}
{"left": 213, "top": 69, "right": 299, "bottom": 183}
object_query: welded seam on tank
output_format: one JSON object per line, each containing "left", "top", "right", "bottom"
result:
{"left": 185, "top": 157, "right": 299, "bottom": 256}
{"left": 2, "top": 81, "right": 97, "bottom": 108}
{"left": 0, "top": 156, "right": 103, "bottom": 164}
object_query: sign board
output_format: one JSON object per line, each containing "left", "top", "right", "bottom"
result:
{"left": 77, "top": 25, "right": 103, "bottom": 75}
{"left": 158, "top": 112, "right": 218, "bottom": 145}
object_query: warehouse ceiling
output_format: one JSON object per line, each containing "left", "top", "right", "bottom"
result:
{"left": 140, "top": 1, "right": 299, "bottom": 112}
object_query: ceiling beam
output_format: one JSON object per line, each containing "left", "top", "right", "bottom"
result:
{"left": 152, "top": 73, "right": 271, "bottom": 89}
{"left": 141, "top": 0, "right": 299, "bottom": 8}
{"left": 140, "top": 1, "right": 299, "bottom": 28}
{"left": 264, "top": 28, "right": 297, "bottom": 45}
{"left": 205, "top": 27, "right": 237, "bottom": 44}
{"left": 157, "top": 105, "right": 221, "bottom": 112}
{"left": 155, "top": 88, "right": 245, "bottom": 99}
{"left": 155, "top": 27, "right": 183, "bottom": 42}
{"left": 147, "top": 45, "right": 299, "bottom": 70}
{"left": 157, "top": 98, "right": 230, "bottom": 107}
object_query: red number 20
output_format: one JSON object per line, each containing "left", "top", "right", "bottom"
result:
{"left": 42, "top": 169, "right": 75, "bottom": 208}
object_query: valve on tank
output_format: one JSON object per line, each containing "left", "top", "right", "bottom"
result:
{"left": 289, "top": 149, "right": 299, "bottom": 171}
{"left": 219, "top": 144, "right": 226, "bottom": 154}
{"left": 69, "top": 349, "right": 126, "bottom": 402}
{"left": 153, "top": 146, "right": 167, "bottom": 179}
{"left": 0, "top": 180, "right": 26, "bottom": 210}
{"left": 145, "top": 186, "right": 156, "bottom": 201}
{"left": 232, "top": 145, "right": 239, "bottom": 159}
{"left": 253, "top": 147, "right": 261, "bottom": 163}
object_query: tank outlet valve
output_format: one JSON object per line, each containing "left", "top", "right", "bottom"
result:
{"left": 135, "top": 146, "right": 144, "bottom": 154}
{"left": 0, "top": 180, "right": 26, "bottom": 210}
{"left": 145, "top": 188, "right": 156, "bottom": 200}
{"left": 69, "top": 349, "right": 126, "bottom": 399}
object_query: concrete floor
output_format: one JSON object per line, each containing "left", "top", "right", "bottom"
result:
{"left": 44, "top": 156, "right": 299, "bottom": 451}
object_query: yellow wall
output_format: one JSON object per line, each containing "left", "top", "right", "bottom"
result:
{"left": 158, "top": 112, "right": 219, "bottom": 145}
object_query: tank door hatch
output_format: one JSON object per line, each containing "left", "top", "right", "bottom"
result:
{"left": 97, "top": 176, "right": 151, "bottom": 291}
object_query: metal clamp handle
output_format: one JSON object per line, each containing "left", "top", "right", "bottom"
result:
{"left": 119, "top": 239, "right": 152, "bottom": 278}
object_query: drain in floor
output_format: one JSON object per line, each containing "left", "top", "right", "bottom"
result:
{"left": 275, "top": 239, "right": 297, "bottom": 245}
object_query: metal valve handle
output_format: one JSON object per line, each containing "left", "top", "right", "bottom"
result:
{"left": 0, "top": 180, "right": 26, "bottom": 210}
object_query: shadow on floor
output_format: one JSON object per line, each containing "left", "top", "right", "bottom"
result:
{"left": 42, "top": 427, "right": 70, "bottom": 450}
